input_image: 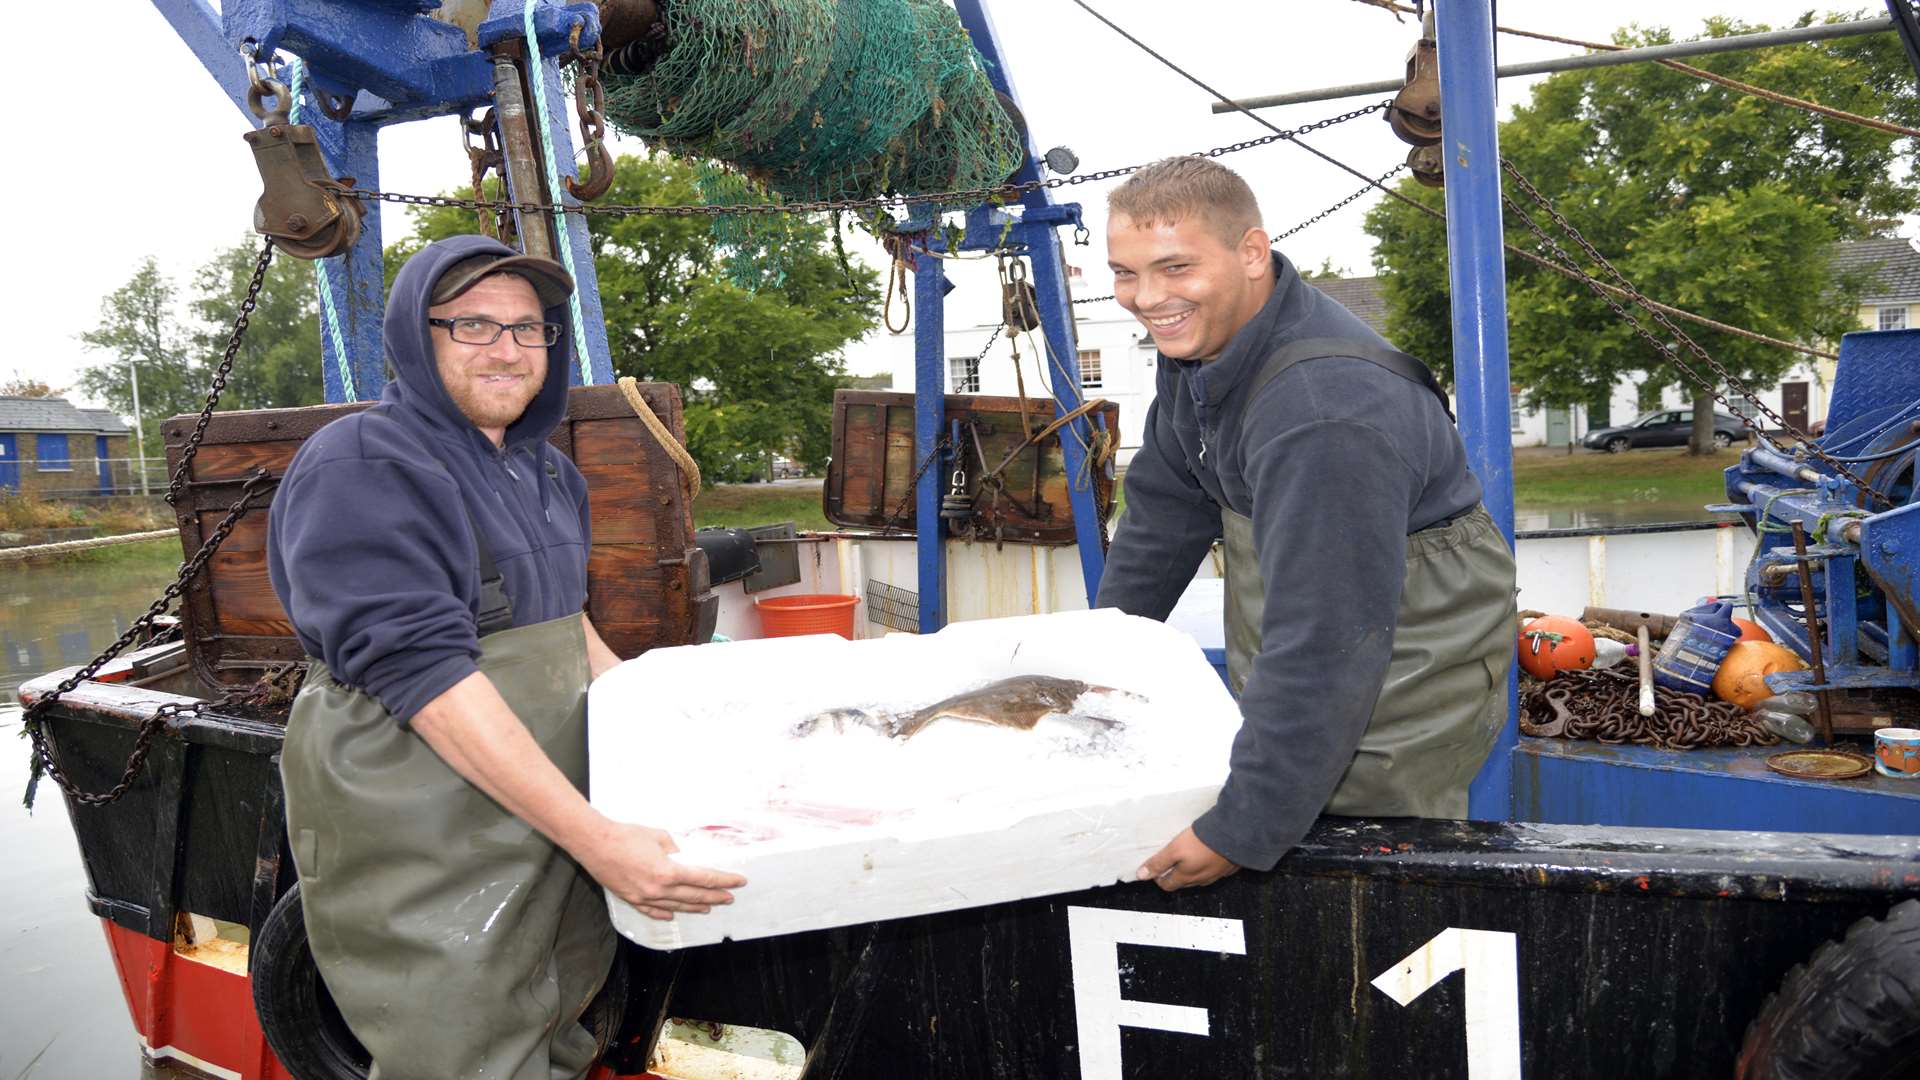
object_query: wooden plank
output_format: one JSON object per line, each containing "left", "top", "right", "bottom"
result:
{"left": 189, "top": 442, "right": 302, "bottom": 483}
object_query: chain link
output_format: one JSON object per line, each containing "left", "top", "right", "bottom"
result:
{"left": 23, "top": 470, "right": 278, "bottom": 807}
{"left": 163, "top": 238, "right": 277, "bottom": 507}
{"left": 879, "top": 435, "right": 953, "bottom": 535}
{"left": 23, "top": 236, "right": 280, "bottom": 808}
{"left": 1498, "top": 160, "right": 1889, "bottom": 505}
{"left": 333, "top": 102, "right": 1392, "bottom": 224}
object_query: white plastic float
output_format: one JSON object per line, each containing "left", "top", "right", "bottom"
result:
{"left": 588, "top": 609, "right": 1242, "bottom": 949}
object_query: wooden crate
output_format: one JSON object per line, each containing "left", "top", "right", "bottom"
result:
{"left": 162, "top": 384, "right": 713, "bottom": 692}
{"left": 824, "top": 391, "right": 1118, "bottom": 544}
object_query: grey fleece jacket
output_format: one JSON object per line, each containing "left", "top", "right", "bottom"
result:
{"left": 1095, "top": 252, "right": 1482, "bottom": 871}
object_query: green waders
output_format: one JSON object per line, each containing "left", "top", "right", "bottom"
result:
{"left": 1222, "top": 505, "right": 1517, "bottom": 817}
{"left": 281, "top": 613, "right": 616, "bottom": 1080}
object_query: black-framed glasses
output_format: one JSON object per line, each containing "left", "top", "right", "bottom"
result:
{"left": 428, "top": 317, "right": 562, "bottom": 348}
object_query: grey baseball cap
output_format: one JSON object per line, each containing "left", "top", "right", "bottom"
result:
{"left": 429, "top": 251, "right": 575, "bottom": 308}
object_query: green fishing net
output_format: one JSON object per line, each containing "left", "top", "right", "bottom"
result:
{"left": 600, "top": 0, "right": 1027, "bottom": 283}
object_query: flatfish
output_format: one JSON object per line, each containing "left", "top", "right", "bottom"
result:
{"left": 895, "top": 675, "right": 1137, "bottom": 741}
{"left": 789, "top": 675, "right": 1143, "bottom": 745}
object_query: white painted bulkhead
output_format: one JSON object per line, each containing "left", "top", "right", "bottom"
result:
{"left": 709, "top": 523, "right": 1758, "bottom": 643}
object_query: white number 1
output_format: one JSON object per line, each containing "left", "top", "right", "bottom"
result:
{"left": 1371, "top": 927, "right": 1523, "bottom": 1079}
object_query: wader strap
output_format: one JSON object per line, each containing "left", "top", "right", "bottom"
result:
{"left": 461, "top": 505, "right": 515, "bottom": 637}
{"left": 1235, "top": 336, "right": 1456, "bottom": 428}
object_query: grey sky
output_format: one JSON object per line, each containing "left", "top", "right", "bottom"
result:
{"left": 5, "top": 2, "right": 1893, "bottom": 401}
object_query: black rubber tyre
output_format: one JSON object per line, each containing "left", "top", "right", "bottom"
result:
{"left": 251, "top": 884, "right": 370, "bottom": 1080}
{"left": 1606, "top": 436, "right": 1631, "bottom": 453}
{"left": 251, "top": 884, "right": 630, "bottom": 1080}
{"left": 1713, "top": 431, "right": 1734, "bottom": 449}
{"left": 1737, "top": 899, "right": 1920, "bottom": 1080}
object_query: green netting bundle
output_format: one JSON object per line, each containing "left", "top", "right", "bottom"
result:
{"left": 601, "top": 0, "right": 1026, "bottom": 205}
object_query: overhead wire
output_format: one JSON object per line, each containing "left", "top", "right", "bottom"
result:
{"left": 1062, "top": 0, "right": 1840, "bottom": 362}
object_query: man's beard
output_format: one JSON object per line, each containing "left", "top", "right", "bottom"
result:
{"left": 447, "top": 368, "right": 545, "bottom": 432}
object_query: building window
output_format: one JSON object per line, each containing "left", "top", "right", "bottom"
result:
{"left": 35, "top": 433, "right": 71, "bottom": 471}
{"left": 1078, "top": 349, "right": 1103, "bottom": 389}
{"left": 950, "top": 354, "right": 980, "bottom": 394}
{"left": 1066, "top": 264, "right": 1083, "bottom": 279}
{"left": 1880, "top": 306, "right": 1909, "bottom": 331}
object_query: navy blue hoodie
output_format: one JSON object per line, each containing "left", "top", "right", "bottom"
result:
{"left": 1096, "top": 252, "right": 1482, "bottom": 871}
{"left": 267, "top": 235, "right": 592, "bottom": 723}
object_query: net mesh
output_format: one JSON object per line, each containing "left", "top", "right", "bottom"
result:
{"left": 600, "top": 0, "right": 1027, "bottom": 281}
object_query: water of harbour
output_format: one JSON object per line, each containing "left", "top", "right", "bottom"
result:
{"left": 2, "top": 550, "right": 181, "bottom": 1079}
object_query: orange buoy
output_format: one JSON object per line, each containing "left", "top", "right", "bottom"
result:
{"left": 1711, "top": 640, "right": 1808, "bottom": 710}
{"left": 1517, "top": 616, "right": 1596, "bottom": 680}
{"left": 1732, "top": 617, "right": 1773, "bottom": 644}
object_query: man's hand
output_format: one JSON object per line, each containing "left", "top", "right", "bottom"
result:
{"left": 1136, "top": 825, "right": 1240, "bottom": 892}
{"left": 577, "top": 821, "right": 747, "bottom": 921}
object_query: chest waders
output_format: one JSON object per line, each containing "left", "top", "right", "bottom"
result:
{"left": 1220, "top": 340, "right": 1517, "bottom": 817}
{"left": 280, "top": 523, "right": 615, "bottom": 1079}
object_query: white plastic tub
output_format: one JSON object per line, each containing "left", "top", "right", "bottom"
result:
{"left": 588, "top": 609, "right": 1241, "bottom": 949}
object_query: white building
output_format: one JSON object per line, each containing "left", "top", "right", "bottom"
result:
{"left": 843, "top": 236, "right": 1920, "bottom": 455}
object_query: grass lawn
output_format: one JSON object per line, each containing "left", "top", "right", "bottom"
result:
{"left": 1509, "top": 445, "right": 1739, "bottom": 508}
{"left": 693, "top": 483, "right": 834, "bottom": 531}
{"left": 686, "top": 446, "right": 1744, "bottom": 532}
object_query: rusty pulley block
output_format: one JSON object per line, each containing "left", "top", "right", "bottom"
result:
{"left": 242, "top": 59, "right": 364, "bottom": 260}
{"left": 1386, "top": 12, "right": 1442, "bottom": 148}
{"left": 1407, "top": 144, "right": 1444, "bottom": 189}
{"left": 1000, "top": 257, "right": 1041, "bottom": 334}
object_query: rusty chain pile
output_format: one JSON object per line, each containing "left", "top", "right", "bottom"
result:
{"left": 21, "top": 238, "right": 283, "bottom": 811}
{"left": 1519, "top": 667, "right": 1777, "bottom": 751}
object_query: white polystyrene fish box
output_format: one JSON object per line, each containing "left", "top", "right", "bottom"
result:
{"left": 587, "top": 609, "right": 1241, "bottom": 950}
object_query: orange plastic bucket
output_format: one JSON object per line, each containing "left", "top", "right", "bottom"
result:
{"left": 755, "top": 594, "right": 859, "bottom": 639}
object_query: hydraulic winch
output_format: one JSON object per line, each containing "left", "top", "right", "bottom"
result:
{"left": 1722, "top": 326, "right": 1920, "bottom": 730}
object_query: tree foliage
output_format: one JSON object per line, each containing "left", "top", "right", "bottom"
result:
{"left": 0, "top": 375, "right": 63, "bottom": 398}
{"left": 1364, "top": 12, "right": 1920, "bottom": 452}
{"left": 191, "top": 237, "right": 324, "bottom": 411}
{"left": 79, "top": 258, "right": 203, "bottom": 459}
{"left": 396, "top": 153, "right": 880, "bottom": 481}
{"left": 79, "top": 243, "right": 326, "bottom": 458}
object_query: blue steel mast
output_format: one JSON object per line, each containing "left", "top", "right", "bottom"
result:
{"left": 1432, "top": 0, "right": 1519, "bottom": 819}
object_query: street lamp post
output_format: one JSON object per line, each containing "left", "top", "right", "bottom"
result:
{"left": 128, "top": 358, "right": 150, "bottom": 497}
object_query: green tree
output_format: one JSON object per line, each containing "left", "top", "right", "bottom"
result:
{"left": 79, "top": 258, "right": 203, "bottom": 459}
{"left": 0, "top": 374, "right": 63, "bottom": 398}
{"left": 191, "top": 237, "right": 325, "bottom": 410}
{"left": 1364, "top": 12, "right": 1920, "bottom": 453}
{"left": 395, "top": 153, "right": 880, "bottom": 481}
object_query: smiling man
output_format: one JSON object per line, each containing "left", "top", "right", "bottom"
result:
{"left": 1095, "top": 158, "right": 1516, "bottom": 891}
{"left": 267, "top": 235, "right": 743, "bottom": 1078}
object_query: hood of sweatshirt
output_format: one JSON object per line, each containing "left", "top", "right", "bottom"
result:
{"left": 382, "top": 233, "right": 575, "bottom": 456}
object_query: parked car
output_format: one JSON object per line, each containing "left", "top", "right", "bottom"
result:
{"left": 1581, "top": 409, "right": 1750, "bottom": 453}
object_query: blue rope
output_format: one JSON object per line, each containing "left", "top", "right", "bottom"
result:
{"left": 521, "top": 4, "right": 595, "bottom": 386}
{"left": 287, "top": 59, "right": 358, "bottom": 402}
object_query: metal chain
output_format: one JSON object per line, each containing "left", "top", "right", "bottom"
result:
{"left": 1498, "top": 160, "right": 1890, "bottom": 504}
{"left": 879, "top": 435, "right": 953, "bottom": 535}
{"left": 1519, "top": 666, "right": 1772, "bottom": 750}
{"left": 163, "top": 237, "right": 277, "bottom": 507}
{"left": 331, "top": 102, "right": 1392, "bottom": 223}
{"left": 23, "top": 470, "right": 278, "bottom": 807}
{"left": 1274, "top": 164, "right": 1408, "bottom": 243}
{"left": 23, "top": 235, "right": 279, "bottom": 808}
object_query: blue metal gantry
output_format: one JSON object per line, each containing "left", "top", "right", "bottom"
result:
{"left": 151, "top": 0, "right": 616, "bottom": 402}
{"left": 154, "top": 0, "right": 1109, "bottom": 628}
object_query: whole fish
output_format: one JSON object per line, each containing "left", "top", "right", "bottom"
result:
{"left": 894, "top": 675, "right": 1137, "bottom": 741}
{"left": 790, "top": 676, "right": 1143, "bottom": 743}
